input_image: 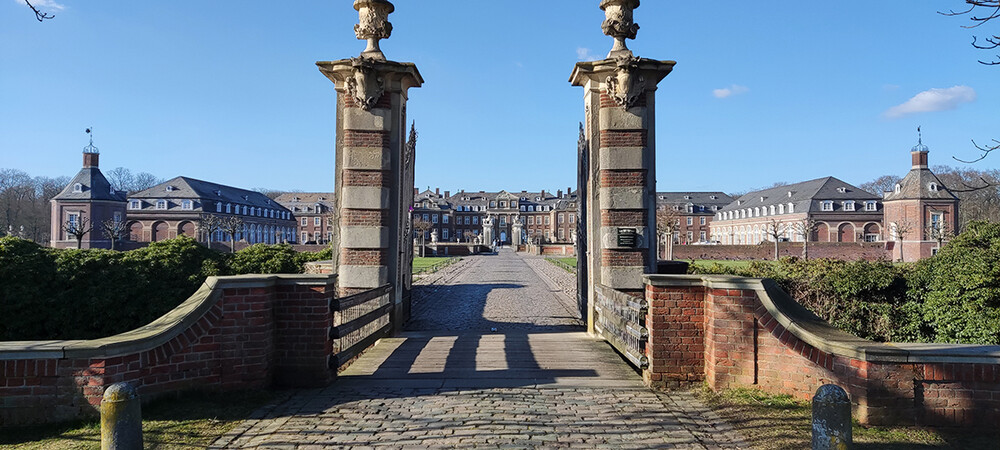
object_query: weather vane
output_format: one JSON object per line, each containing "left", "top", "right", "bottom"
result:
{"left": 84, "top": 127, "right": 99, "bottom": 154}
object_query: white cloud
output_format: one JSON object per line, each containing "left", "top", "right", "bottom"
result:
{"left": 884, "top": 85, "right": 976, "bottom": 118}
{"left": 16, "top": 0, "right": 65, "bottom": 11}
{"left": 576, "top": 47, "right": 600, "bottom": 62}
{"left": 712, "top": 84, "right": 749, "bottom": 99}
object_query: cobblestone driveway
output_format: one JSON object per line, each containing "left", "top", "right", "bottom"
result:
{"left": 213, "top": 250, "right": 747, "bottom": 449}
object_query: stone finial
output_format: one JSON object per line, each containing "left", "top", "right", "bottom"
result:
{"left": 600, "top": 0, "right": 640, "bottom": 58}
{"left": 354, "top": 0, "right": 394, "bottom": 61}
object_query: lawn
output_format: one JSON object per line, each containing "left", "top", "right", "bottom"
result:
{"left": 412, "top": 256, "right": 458, "bottom": 274}
{"left": 700, "top": 386, "right": 998, "bottom": 449}
{"left": 0, "top": 390, "right": 275, "bottom": 450}
{"left": 545, "top": 257, "right": 577, "bottom": 273}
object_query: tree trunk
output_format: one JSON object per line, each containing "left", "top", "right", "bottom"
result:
{"left": 773, "top": 239, "right": 779, "bottom": 260}
{"left": 802, "top": 238, "right": 808, "bottom": 261}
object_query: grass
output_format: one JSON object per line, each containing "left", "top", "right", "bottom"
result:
{"left": 545, "top": 257, "right": 577, "bottom": 273}
{"left": 412, "top": 256, "right": 459, "bottom": 275}
{"left": 0, "top": 390, "right": 274, "bottom": 450}
{"left": 699, "top": 386, "right": 999, "bottom": 449}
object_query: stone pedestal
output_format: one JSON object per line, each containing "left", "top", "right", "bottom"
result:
{"left": 571, "top": 57, "right": 673, "bottom": 332}
{"left": 317, "top": 58, "right": 422, "bottom": 314}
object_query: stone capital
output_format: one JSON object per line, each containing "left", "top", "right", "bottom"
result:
{"left": 317, "top": 59, "right": 424, "bottom": 97}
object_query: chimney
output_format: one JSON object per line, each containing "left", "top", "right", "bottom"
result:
{"left": 912, "top": 149, "right": 929, "bottom": 169}
{"left": 444, "top": 190, "right": 450, "bottom": 198}
{"left": 413, "top": 187, "right": 418, "bottom": 197}
{"left": 83, "top": 152, "right": 99, "bottom": 168}
{"left": 540, "top": 190, "right": 546, "bottom": 198}
{"left": 557, "top": 190, "right": 563, "bottom": 198}
{"left": 567, "top": 187, "right": 573, "bottom": 196}
{"left": 435, "top": 187, "right": 440, "bottom": 196}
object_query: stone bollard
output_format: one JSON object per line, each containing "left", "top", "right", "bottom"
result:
{"left": 812, "top": 384, "right": 852, "bottom": 450}
{"left": 101, "top": 382, "right": 143, "bottom": 450}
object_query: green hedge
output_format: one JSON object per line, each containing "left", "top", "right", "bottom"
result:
{"left": 691, "top": 221, "right": 1000, "bottom": 345}
{"left": 0, "top": 236, "right": 332, "bottom": 341}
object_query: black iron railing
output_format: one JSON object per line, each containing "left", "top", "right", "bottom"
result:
{"left": 594, "top": 284, "right": 648, "bottom": 369}
{"left": 329, "top": 284, "right": 393, "bottom": 368}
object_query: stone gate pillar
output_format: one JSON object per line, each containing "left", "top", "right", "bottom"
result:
{"left": 318, "top": 0, "right": 423, "bottom": 326}
{"left": 570, "top": 0, "right": 674, "bottom": 333}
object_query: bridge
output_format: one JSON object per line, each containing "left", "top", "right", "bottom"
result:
{"left": 212, "top": 250, "right": 744, "bottom": 448}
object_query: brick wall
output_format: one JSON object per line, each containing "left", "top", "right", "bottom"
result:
{"left": 643, "top": 275, "right": 1000, "bottom": 427}
{"left": 671, "top": 242, "right": 891, "bottom": 261}
{"left": 0, "top": 274, "right": 336, "bottom": 428}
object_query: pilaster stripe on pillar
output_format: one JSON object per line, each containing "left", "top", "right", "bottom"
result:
{"left": 342, "top": 169, "right": 391, "bottom": 187}
{"left": 601, "top": 209, "right": 648, "bottom": 225}
{"left": 341, "top": 249, "right": 390, "bottom": 266}
{"left": 599, "top": 130, "right": 648, "bottom": 148}
{"left": 343, "top": 130, "right": 391, "bottom": 148}
{"left": 341, "top": 209, "right": 390, "bottom": 227}
{"left": 599, "top": 169, "right": 647, "bottom": 188}
{"left": 601, "top": 249, "right": 645, "bottom": 266}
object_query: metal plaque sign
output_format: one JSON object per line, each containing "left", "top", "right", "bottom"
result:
{"left": 617, "top": 227, "right": 638, "bottom": 248}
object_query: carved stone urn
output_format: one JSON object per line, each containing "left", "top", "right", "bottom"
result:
{"left": 599, "top": 0, "right": 640, "bottom": 58}
{"left": 354, "top": 0, "right": 394, "bottom": 61}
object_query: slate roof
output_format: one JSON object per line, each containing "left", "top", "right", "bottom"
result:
{"left": 656, "top": 192, "right": 733, "bottom": 213}
{"left": 883, "top": 168, "right": 958, "bottom": 201}
{"left": 275, "top": 192, "right": 336, "bottom": 214}
{"left": 130, "top": 176, "right": 291, "bottom": 212}
{"left": 52, "top": 167, "right": 127, "bottom": 202}
{"left": 719, "top": 177, "right": 880, "bottom": 214}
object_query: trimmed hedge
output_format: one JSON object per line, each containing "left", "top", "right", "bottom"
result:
{"left": 691, "top": 221, "right": 1000, "bottom": 345}
{"left": 0, "top": 236, "right": 332, "bottom": 341}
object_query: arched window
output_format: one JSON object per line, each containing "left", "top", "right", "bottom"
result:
{"left": 788, "top": 203, "right": 794, "bottom": 213}
{"left": 73, "top": 183, "right": 83, "bottom": 193}
{"left": 226, "top": 203, "right": 232, "bottom": 213}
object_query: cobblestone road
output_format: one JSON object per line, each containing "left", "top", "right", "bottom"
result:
{"left": 213, "top": 250, "right": 747, "bottom": 449}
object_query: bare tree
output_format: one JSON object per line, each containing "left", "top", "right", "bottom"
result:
{"left": 198, "top": 214, "right": 223, "bottom": 247}
{"left": 99, "top": 217, "right": 128, "bottom": 251}
{"left": 655, "top": 206, "right": 682, "bottom": 260}
{"left": 63, "top": 216, "right": 93, "bottom": 249}
{"left": 940, "top": 3, "right": 1000, "bottom": 162}
{"left": 859, "top": 175, "right": 902, "bottom": 197}
{"left": 219, "top": 215, "right": 245, "bottom": 253}
{"left": 105, "top": 167, "right": 164, "bottom": 195}
{"left": 413, "top": 219, "right": 432, "bottom": 257}
{"left": 889, "top": 220, "right": 916, "bottom": 262}
{"left": 927, "top": 214, "right": 956, "bottom": 254}
{"left": 791, "top": 217, "right": 819, "bottom": 260}
{"left": 764, "top": 219, "right": 786, "bottom": 260}
{"left": 25, "top": 0, "right": 55, "bottom": 21}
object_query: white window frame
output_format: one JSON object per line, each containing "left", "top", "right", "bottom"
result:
{"left": 129, "top": 200, "right": 141, "bottom": 210}
{"left": 687, "top": 217, "right": 693, "bottom": 226}
{"left": 314, "top": 217, "right": 321, "bottom": 226}
{"left": 443, "top": 215, "right": 449, "bottom": 224}
{"left": 865, "top": 201, "right": 877, "bottom": 212}
{"left": 156, "top": 200, "right": 167, "bottom": 210}
{"left": 821, "top": 201, "right": 833, "bottom": 212}
{"left": 843, "top": 200, "right": 855, "bottom": 212}
{"left": 73, "top": 183, "right": 83, "bottom": 193}
{"left": 182, "top": 200, "right": 193, "bottom": 210}
{"left": 700, "top": 217, "right": 706, "bottom": 225}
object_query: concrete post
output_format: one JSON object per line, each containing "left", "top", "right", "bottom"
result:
{"left": 100, "top": 382, "right": 142, "bottom": 450}
{"left": 812, "top": 384, "right": 852, "bottom": 450}
{"left": 318, "top": 0, "right": 423, "bottom": 330}
{"left": 570, "top": 0, "right": 674, "bottom": 333}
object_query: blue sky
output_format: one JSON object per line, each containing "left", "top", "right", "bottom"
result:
{"left": 2, "top": 1, "right": 997, "bottom": 195}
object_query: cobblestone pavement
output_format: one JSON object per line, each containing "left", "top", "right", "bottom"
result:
{"left": 213, "top": 249, "right": 747, "bottom": 449}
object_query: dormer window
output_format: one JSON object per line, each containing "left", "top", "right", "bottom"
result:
{"left": 760, "top": 196, "right": 765, "bottom": 202}
{"left": 865, "top": 201, "right": 877, "bottom": 211}
{"left": 165, "top": 185, "right": 175, "bottom": 192}
{"left": 895, "top": 184, "right": 901, "bottom": 193}
{"left": 821, "top": 201, "right": 834, "bottom": 211}
{"left": 684, "top": 195, "right": 691, "bottom": 200}
{"left": 710, "top": 195, "right": 717, "bottom": 200}
{"left": 73, "top": 183, "right": 83, "bottom": 193}
{"left": 836, "top": 187, "right": 847, "bottom": 193}
{"left": 129, "top": 200, "right": 141, "bottom": 210}
{"left": 182, "top": 200, "right": 193, "bottom": 210}
{"left": 929, "top": 182, "right": 939, "bottom": 192}
{"left": 787, "top": 191, "right": 793, "bottom": 197}
{"left": 156, "top": 200, "right": 167, "bottom": 210}
{"left": 788, "top": 203, "right": 794, "bottom": 213}
{"left": 226, "top": 203, "right": 232, "bottom": 213}
{"left": 216, "top": 202, "right": 222, "bottom": 213}
{"left": 843, "top": 200, "right": 855, "bottom": 211}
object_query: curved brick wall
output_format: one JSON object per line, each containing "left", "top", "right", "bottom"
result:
{"left": 643, "top": 274, "right": 1000, "bottom": 427}
{"left": 0, "top": 274, "right": 335, "bottom": 428}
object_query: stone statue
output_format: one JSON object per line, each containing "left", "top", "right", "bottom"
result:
{"left": 600, "top": 0, "right": 640, "bottom": 58}
{"left": 354, "top": 0, "right": 394, "bottom": 61}
{"left": 606, "top": 54, "right": 644, "bottom": 109}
